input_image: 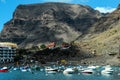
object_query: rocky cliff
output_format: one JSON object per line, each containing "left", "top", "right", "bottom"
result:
{"left": 0, "top": 2, "right": 101, "bottom": 48}
{"left": 90, "top": 4, "right": 120, "bottom": 33}
{"left": 73, "top": 4, "right": 120, "bottom": 65}
{"left": 79, "top": 4, "right": 120, "bottom": 54}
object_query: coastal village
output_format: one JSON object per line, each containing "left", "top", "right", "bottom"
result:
{"left": 0, "top": 41, "right": 78, "bottom": 65}
{"left": 0, "top": 42, "right": 119, "bottom": 79}
{"left": 0, "top": 41, "right": 119, "bottom": 75}
{"left": 0, "top": 1, "right": 120, "bottom": 80}
{"left": 0, "top": 40, "right": 120, "bottom": 65}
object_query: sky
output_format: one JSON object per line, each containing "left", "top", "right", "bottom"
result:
{"left": 0, "top": 0, "right": 120, "bottom": 31}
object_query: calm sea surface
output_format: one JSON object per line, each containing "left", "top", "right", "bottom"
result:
{"left": 0, "top": 67, "right": 120, "bottom": 80}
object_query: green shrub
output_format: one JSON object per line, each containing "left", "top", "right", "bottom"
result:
{"left": 40, "top": 44, "right": 46, "bottom": 49}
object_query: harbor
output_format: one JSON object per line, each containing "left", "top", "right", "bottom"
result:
{"left": 0, "top": 65, "right": 119, "bottom": 80}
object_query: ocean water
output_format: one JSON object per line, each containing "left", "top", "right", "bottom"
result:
{"left": 0, "top": 67, "right": 120, "bottom": 80}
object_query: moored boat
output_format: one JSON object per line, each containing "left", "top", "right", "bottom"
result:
{"left": 45, "top": 67, "right": 58, "bottom": 74}
{"left": 81, "top": 69, "right": 94, "bottom": 74}
{"left": 13, "top": 67, "right": 19, "bottom": 71}
{"left": 45, "top": 67, "right": 58, "bottom": 72}
{"left": 101, "top": 65, "right": 113, "bottom": 74}
{"left": 0, "top": 67, "right": 8, "bottom": 72}
{"left": 63, "top": 68, "right": 76, "bottom": 74}
{"left": 87, "top": 65, "right": 100, "bottom": 70}
{"left": 20, "top": 66, "right": 30, "bottom": 72}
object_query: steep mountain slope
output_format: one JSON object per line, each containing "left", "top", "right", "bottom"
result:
{"left": 76, "top": 4, "right": 120, "bottom": 55}
{"left": 91, "top": 5, "right": 120, "bottom": 33}
{"left": 0, "top": 2, "right": 101, "bottom": 48}
{"left": 71, "top": 5, "right": 120, "bottom": 65}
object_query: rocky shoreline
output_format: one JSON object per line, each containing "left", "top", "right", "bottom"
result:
{"left": 79, "top": 56, "right": 120, "bottom": 66}
{"left": 0, "top": 56, "right": 119, "bottom": 68}
{"left": 1, "top": 47, "right": 120, "bottom": 67}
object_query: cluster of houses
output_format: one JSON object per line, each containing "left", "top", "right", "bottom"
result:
{"left": 0, "top": 41, "right": 71, "bottom": 63}
{"left": 46, "top": 42, "right": 71, "bottom": 49}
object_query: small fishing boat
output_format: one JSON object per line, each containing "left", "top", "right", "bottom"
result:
{"left": 87, "top": 65, "right": 100, "bottom": 70}
{"left": 45, "top": 67, "right": 58, "bottom": 74}
{"left": 45, "top": 67, "right": 58, "bottom": 72}
{"left": 101, "top": 65, "right": 113, "bottom": 74}
{"left": 20, "top": 68, "right": 27, "bottom": 72}
{"left": 21, "top": 69, "right": 27, "bottom": 72}
{"left": 81, "top": 69, "right": 94, "bottom": 74}
{"left": 0, "top": 67, "right": 8, "bottom": 72}
{"left": 63, "top": 68, "right": 76, "bottom": 74}
{"left": 13, "top": 67, "right": 20, "bottom": 71}
{"left": 20, "top": 67, "right": 28, "bottom": 72}
{"left": 20, "top": 65, "right": 32, "bottom": 72}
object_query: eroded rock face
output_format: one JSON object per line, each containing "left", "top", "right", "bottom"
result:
{"left": 0, "top": 2, "right": 101, "bottom": 48}
{"left": 90, "top": 5, "right": 120, "bottom": 33}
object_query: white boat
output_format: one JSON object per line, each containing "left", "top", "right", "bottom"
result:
{"left": 63, "top": 68, "right": 76, "bottom": 74}
{"left": 81, "top": 69, "right": 94, "bottom": 74}
{"left": 20, "top": 67, "right": 27, "bottom": 72}
{"left": 0, "top": 67, "right": 8, "bottom": 72}
{"left": 2, "top": 67, "right": 8, "bottom": 70}
{"left": 13, "top": 67, "right": 19, "bottom": 71}
{"left": 87, "top": 66, "right": 100, "bottom": 70}
{"left": 101, "top": 65, "right": 113, "bottom": 74}
{"left": 45, "top": 67, "right": 58, "bottom": 74}
{"left": 46, "top": 71, "right": 57, "bottom": 74}
{"left": 21, "top": 69, "right": 27, "bottom": 72}
{"left": 45, "top": 67, "right": 58, "bottom": 72}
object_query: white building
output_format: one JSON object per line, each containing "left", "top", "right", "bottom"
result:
{"left": 0, "top": 42, "right": 17, "bottom": 63}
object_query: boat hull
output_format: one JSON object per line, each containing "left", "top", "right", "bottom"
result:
{"left": 82, "top": 71, "right": 93, "bottom": 74}
{"left": 0, "top": 69, "right": 8, "bottom": 72}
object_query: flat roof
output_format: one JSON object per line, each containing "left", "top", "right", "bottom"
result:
{"left": 0, "top": 42, "right": 18, "bottom": 48}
